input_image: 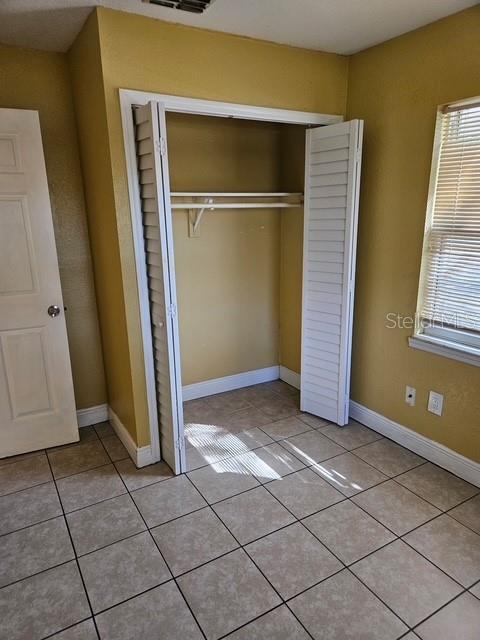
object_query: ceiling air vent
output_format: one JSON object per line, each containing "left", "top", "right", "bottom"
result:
{"left": 144, "top": 0, "right": 214, "bottom": 14}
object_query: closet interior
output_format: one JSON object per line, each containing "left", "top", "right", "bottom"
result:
{"left": 165, "top": 113, "right": 308, "bottom": 471}
{"left": 133, "top": 97, "right": 361, "bottom": 474}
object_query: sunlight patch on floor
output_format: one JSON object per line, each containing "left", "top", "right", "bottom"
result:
{"left": 210, "top": 453, "right": 282, "bottom": 481}
{"left": 313, "top": 462, "right": 362, "bottom": 492}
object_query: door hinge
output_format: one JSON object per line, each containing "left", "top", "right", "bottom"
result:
{"left": 175, "top": 438, "right": 183, "bottom": 451}
{"left": 155, "top": 137, "right": 167, "bottom": 157}
{"left": 355, "top": 146, "right": 362, "bottom": 163}
{"left": 167, "top": 303, "right": 177, "bottom": 318}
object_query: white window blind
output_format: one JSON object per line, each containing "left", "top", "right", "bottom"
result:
{"left": 417, "top": 101, "right": 480, "bottom": 345}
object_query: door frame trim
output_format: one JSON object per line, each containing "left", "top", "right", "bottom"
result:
{"left": 119, "top": 88, "right": 343, "bottom": 468}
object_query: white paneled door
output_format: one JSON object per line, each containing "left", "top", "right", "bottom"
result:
{"left": 0, "top": 108, "right": 78, "bottom": 457}
{"left": 134, "top": 102, "right": 185, "bottom": 473}
{"left": 301, "top": 120, "right": 363, "bottom": 425}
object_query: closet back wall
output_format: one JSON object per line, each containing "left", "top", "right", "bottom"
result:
{"left": 279, "top": 125, "right": 308, "bottom": 376}
{"left": 167, "top": 114, "right": 282, "bottom": 385}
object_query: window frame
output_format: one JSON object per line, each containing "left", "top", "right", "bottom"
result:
{"left": 410, "top": 97, "right": 480, "bottom": 367}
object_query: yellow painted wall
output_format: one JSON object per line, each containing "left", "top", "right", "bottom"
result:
{"left": 347, "top": 5, "right": 480, "bottom": 460}
{"left": 0, "top": 43, "right": 106, "bottom": 410}
{"left": 279, "top": 125, "right": 308, "bottom": 374}
{"left": 68, "top": 13, "right": 138, "bottom": 439}
{"left": 72, "top": 6, "right": 348, "bottom": 446}
{"left": 67, "top": 5, "right": 479, "bottom": 459}
{"left": 68, "top": 5, "right": 480, "bottom": 459}
{"left": 167, "top": 114, "right": 282, "bottom": 384}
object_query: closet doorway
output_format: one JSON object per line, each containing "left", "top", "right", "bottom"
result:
{"left": 121, "top": 91, "right": 363, "bottom": 473}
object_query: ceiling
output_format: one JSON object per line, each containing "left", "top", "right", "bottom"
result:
{"left": 0, "top": 0, "right": 477, "bottom": 54}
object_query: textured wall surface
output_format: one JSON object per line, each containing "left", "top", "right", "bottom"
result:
{"left": 67, "top": 5, "right": 479, "bottom": 459}
{"left": 0, "top": 43, "right": 106, "bottom": 410}
{"left": 68, "top": 14, "right": 136, "bottom": 438}
{"left": 167, "top": 113, "right": 282, "bottom": 385}
{"left": 68, "top": 6, "right": 348, "bottom": 445}
{"left": 347, "top": 5, "right": 480, "bottom": 460}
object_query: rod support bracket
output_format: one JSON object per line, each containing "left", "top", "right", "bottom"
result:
{"left": 188, "top": 198, "right": 214, "bottom": 237}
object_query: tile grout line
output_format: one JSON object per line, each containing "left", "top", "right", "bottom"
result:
{"left": 2, "top": 402, "right": 479, "bottom": 638}
{"left": 189, "top": 389, "right": 301, "bottom": 431}
{"left": 0, "top": 555, "right": 77, "bottom": 593}
{"left": 340, "top": 497, "right": 478, "bottom": 630}
{"left": 258, "top": 473, "right": 414, "bottom": 633}
{"left": 49, "top": 460, "right": 113, "bottom": 483}
{"left": 339, "top": 462, "right": 480, "bottom": 553}
{"left": 295, "top": 411, "right": 479, "bottom": 497}
{"left": 1, "top": 437, "right": 457, "bottom": 534}
{"left": 163, "top": 405, "right": 479, "bottom": 507}
{"left": 44, "top": 447, "right": 102, "bottom": 640}
{"left": 343, "top": 482, "right": 476, "bottom": 591}
{"left": 185, "top": 430, "right": 282, "bottom": 471}
{"left": 94, "top": 437, "right": 209, "bottom": 640}
{"left": 192, "top": 466, "right": 412, "bottom": 636}
{"left": 4, "top": 473, "right": 458, "bottom": 629}
{"left": 73, "top": 528, "right": 149, "bottom": 562}
{"left": 51, "top": 422, "right": 480, "bottom": 508}
{"left": 185, "top": 423, "right": 480, "bottom": 634}
{"left": 31, "top": 422, "right": 473, "bottom": 599}
{"left": 86, "top": 408, "right": 480, "bottom": 635}
{"left": 337, "top": 426, "right": 480, "bottom": 492}
{"left": 41, "top": 616, "right": 96, "bottom": 640}
{"left": 214, "top": 602, "right": 295, "bottom": 640}
{"left": 0, "top": 510, "right": 64, "bottom": 540}
{"left": 188, "top": 445, "right": 414, "bottom": 519}
{"left": 277, "top": 480, "right": 478, "bottom": 633}
{"left": 0, "top": 432, "right": 103, "bottom": 498}
{"left": 0, "top": 477, "right": 53, "bottom": 500}
{"left": 409, "top": 586, "right": 474, "bottom": 635}
{"left": 0, "top": 450, "right": 46, "bottom": 469}
{"left": 323, "top": 458, "right": 480, "bottom": 608}
{"left": 181, "top": 473, "right": 317, "bottom": 640}
{"left": 1, "top": 433, "right": 476, "bottom": 569}
{"left": 185, "top": 467, "right": 444, "bottom": 637}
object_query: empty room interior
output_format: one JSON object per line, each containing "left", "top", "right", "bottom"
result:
{"left": 0, "top": 1, "right": 480, "bottom": 638}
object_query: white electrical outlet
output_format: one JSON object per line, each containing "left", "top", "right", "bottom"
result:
{"left": 428, "top": 391, "right": 444, "bottom": 416}
{"left": 405, "top": 386, "right": 416, "bottom": 406}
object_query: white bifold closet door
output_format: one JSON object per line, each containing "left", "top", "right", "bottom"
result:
{"left": 134, "top": 101, "right": 185, "bottom": 473}
{"left": 301, "top": 120, "right": 363, "bottom": 426}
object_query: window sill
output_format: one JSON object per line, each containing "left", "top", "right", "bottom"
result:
{"left": 409, "top": 334, "right": 480, "bottom": 368}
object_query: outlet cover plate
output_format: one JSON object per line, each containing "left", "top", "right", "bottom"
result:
{"left": 428, "top": 391, "right": 444, "bottom": 416}
{"left": 405, "top": 386, "right": 416, "bottom": 407}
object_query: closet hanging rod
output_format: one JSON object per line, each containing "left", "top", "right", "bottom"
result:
{"left": 173, "top": 193, "right": 304, "bottom": 235}
{"left": 171, "top": 192, "right": 303, "bottom": 197}
{"left": 172, "top": 202, "right": 302, "bottom": 210}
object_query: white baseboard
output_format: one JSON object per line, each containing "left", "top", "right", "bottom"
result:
{"left": 279, "top": 366, "right": 301, "bottom": 390}
{"left": 77, "top": 404, "right": 108, "bottom": 428}
{"left": 107, "top": 407, "right": 156, "bottom": 468}
{"left": 182, "top": 366, "right": 280, "bottom": 401}
{"left": 350, "top": 400, "right": 480, "bottom": 488}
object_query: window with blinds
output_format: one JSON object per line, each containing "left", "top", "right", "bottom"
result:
{"left": 416, "top": 99, "right": 480, "bottom": 351}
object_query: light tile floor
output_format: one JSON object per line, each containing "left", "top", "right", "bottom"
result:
{"left": 0, "top": 381, "right": 479, "bottom": 639}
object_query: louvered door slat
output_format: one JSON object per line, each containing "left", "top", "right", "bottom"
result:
{"left": 134, "top": 101, "right": 185, "bottom": 473}
{"left": 301, "top": 120, "right": 363, "bottom": 425}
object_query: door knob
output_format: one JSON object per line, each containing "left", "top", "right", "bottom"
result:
{"left": 47, "top": 305, "right": 61, "bottom": 317}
